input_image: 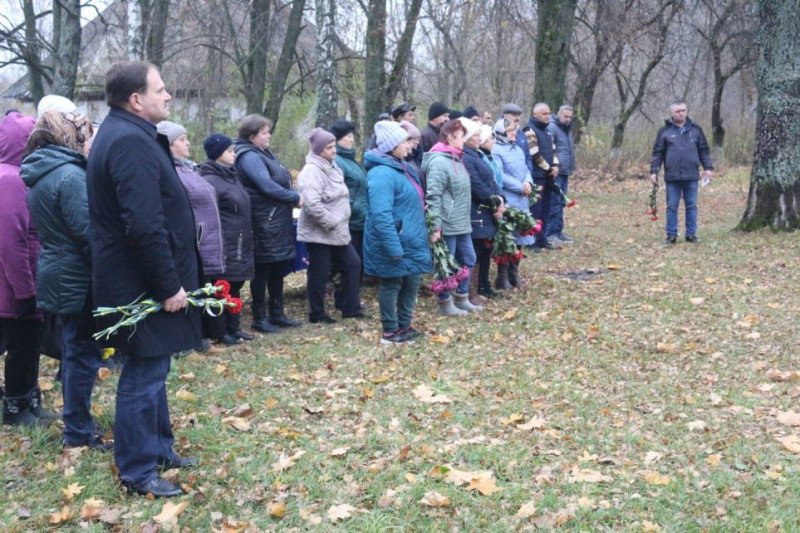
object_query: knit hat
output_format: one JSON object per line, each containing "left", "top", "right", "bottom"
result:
{"left": 399, "top": 120, "right": 421, "bottom": 139}
{"left": 501, "top": 103, "right": 523, "bottom": 115}
{"left": 479, "top": 124, "right": 494, "bottom": 145}
{"left": 37, "top": 95, "right": 77, "bottom": 117}
{"left": 449, "top": 109, "right": 463, "bottom": 121}
{"left": 308, "top": 127, "right": 336, "bottom": 155}
{"left": 428, "top": 101, "right": 450, "bottom": 121}
{"left": 463, "top": 106, "right": 479, "bottom": 119}
{"left": 494, "top": 117, "right": 517, "bottom": 135}
{"left": 203, "top": 133, "right": 233, "bottom": 161}
{"left": 330, "top": 120, "right": 356, "bottom": 141}
{"left": 156, "top": 120, "right": 187, "bottom": 144}
{"left": 458, "top": 117, "right": 482, "bottom": 141}
{"left": 374, "top": 120, "right": 409, "bottom": 153}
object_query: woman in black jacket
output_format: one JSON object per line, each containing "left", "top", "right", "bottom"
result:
{"left": 198, "top": 134, "right": 256, "bottom": 342}
{"left": 234, "top": 115, "right": 301, "bottom": 332}
{"left": 461, "top": 121, "right": 505, "bottom": 302}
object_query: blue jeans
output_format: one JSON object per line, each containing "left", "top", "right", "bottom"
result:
{"left": 61, "top": 304, "right": 103, "bottom": 446}
{"left": 438, "top": 234, "right": 476, "bottom": 299}
{"left": 546, "top": 175, "right": 568, "bottom": 238}
{"left": 115, "top": 354, "right": 177, "bottom": 485}
{"left": 378, "top": 274, "right": 421, "bottom": 333}
{"left": 665, "top": 180, "right": 698, "bottom": 237}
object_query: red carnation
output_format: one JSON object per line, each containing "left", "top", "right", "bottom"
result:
{"left": 651, "top": 215, "right": 659, "bottom": 221}
{"left": 566, "top": 199, "right": 576, "bottom": 208}
{"left": 226, "top": 296, "right": 243, "bottom": 314}
{"left": 213, "top": 279, "right": 231, "bottom": 298}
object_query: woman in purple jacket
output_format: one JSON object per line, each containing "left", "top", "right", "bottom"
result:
{"left": 0, "top": 111, "right": 58, "bottom": 426}
{"left": 157, "top": 121, "right": 234, "bottom": 346}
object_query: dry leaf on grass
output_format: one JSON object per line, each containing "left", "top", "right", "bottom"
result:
{"left": 267, "top": 501, "right": 286, "bottom": 518}
{"left": 79, "top": 498, "right": 105, "bottom": 520}
{"left": 413, "top": 384, "right": 452, "bottom": 404}
{"left": 222, "top": 416, "right": 251, "bottom": 432}
{"left": 330, "top": 446, "right": 351, "bottom": 457}
{"left": 687, "top": 420, "right": 707, "bottom": 431}
{"left": 48, "top": 506, "right": 73, "bottom": 525}
{"left": 778, "top": 435, "right": 800, "bottom": 454}
{"left": 567, "top": 467, "right": 612, "bottom": 483}
{"left": 516, "top": 417, "right": 546, "bottom": 430}
{"left": 271, "top": 450, "right": 306, "bottom": 472}
{"left": 656, "top": 342, "right": 676, "bottom": 354}
{"left": 516, "top": 500, "right": 538, "bottom": 518}
{"left": 643, "top": 451, "right": 663, "bottom": 464}
{"left": 777, "top": 411, "right": 800, "bottom": 426}
{"left": 419, "top": 491, "right": 450, "bottom": 507}
{"left": 466, "top": 477, "right": 502, "bottom": 495}
{"left": 175, "top": 389, "right": 197, "bottom": 402}
{"left": 642, "top": 470, "right": 670, "bottom": 485}
{"left": 153, "top": 500, "right": 189, "bottom": 524}
{"left": 61, "top": 482, "right": 84, "bottom": 502}
{"left": 327, "top": 503, "right": 356, "bottom": 522}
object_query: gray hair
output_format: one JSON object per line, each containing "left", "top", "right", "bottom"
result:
{"left": 670, "top": 100, "right": 687, "bottom": 110}
{"left": 533, "top": 102, "right": 550, "bottom": 114}
{"left": 557, "top": 105, "right": 573, "bottom": 114}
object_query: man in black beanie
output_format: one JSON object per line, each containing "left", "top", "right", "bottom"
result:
{"left": 420, "top": 102, "right": 450, "bottom": 153}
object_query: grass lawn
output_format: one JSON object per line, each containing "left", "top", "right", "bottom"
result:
{"left": 3, "top": 168, "right": 800, "bottom": 532}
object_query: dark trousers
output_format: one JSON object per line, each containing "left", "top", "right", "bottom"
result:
{"left": 251, "top": 260, "right": 291, "bottom": 311}
{"left": 202, "top": 277, "right": 245, "bottom": 339}
{"left": 114, "top": 353, "right": 176, "bottom": 486}
{"left": 378, "top": 274, "right": 421, "bottom": 333}
{"left": 305, "top": 242, "right": 361, "bottom": 319}
{"left": 0, "top": 318, "right": 41, "bottom": 398}
{"left": 531, "top": 176, "right": 555, "bottom": 246}
{"left": 350, "top": 230, "right": 364, "bottom": 270}
{"left": 61, "top": 299, "right": 103, "bottom": 445}
{"left": 473, "top": 238, "right": 493, "bottom": 289}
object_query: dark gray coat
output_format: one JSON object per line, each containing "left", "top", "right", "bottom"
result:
{"left": 86, "top": 107, "right": 202, "bottom": 357}
{"left": 650, "top": 118, "right": 713, "bottom": 181}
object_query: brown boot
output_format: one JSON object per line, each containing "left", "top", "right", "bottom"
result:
{"left": 508, "top": 260, "right": 523, "bottom": 289}
{"left": 494, "top": 263, "right": 512, "bottom": 290}
{"left": 469, "top": 267, "right": 488, "bottom": 305}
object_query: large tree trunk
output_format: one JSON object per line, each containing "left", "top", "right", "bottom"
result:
{"left": 51, "top": 0, "right": 81, "bottom": 99}
{"left": 739, "top": 0, "right": 800, "bottom": 231}
{"left": 314, "top": 0, "right": 338, "bottom": 127}
{"left": 127, "top": 0, "right": 144, "bottom": 60}
{"left": 245, "top": 0, "right": 271, "bottom": 114}
{"left": 263, "top": 0, "right": 306, "bottom": 126}
{"left": 22, "top": 0, "right": 45, "bottom": 103}
{"left": 145, "top": 0, "right": 170, "bottom": 68}
{"left": 364, "top": 0, "right": 387, "bottom": 139}
{"left": 532, "top": 0, "right": 578, "bottom": 108}
{"left": 384, "top": 0, "right": 423, "bottom": 105}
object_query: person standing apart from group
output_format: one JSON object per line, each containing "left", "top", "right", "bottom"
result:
{"left": 546, "top": 105, "right": 576, "bottom": 245}
{"left": 649, "top": 100, "right": 713, "bottom": 244}
{"left": 86, "top": 61, "right": 201, "bottom": 498}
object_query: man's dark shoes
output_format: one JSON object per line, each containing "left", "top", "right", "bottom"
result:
{"left": 234, "top": 330, "right": 254, "bottom": 341}
{"left": 270, "top": 314, "right": 302, "bottom": 328}
{"left": 217, "top": 334, "right": 241, "bottom": 346}
{"left": 342, "top": 312, "right": 371, "bottom": 320}
{"left": 310, "top": 314, "right": 337, "bottom": 324}
{"left": 65, "top": 434, "right": 113, "bottom": 452}
{"left": 159, "top": 455, "right": 198, "bottom": 470}
{"left": 685, "top": 235, "right": 701, "bottom": 243}
{"left": 665, "top": 235, "right": 677, "bottom": 244}
{"left": 125, "top": 476, "right": 183, "bottom": 498}
{"left": 251, "top": 318, "right": 281, "bottom": 333}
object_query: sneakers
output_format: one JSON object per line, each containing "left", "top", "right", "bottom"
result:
{"left": 685, "top": 235, "right": 701, "bottom": 243}
{"left": 552, "top": 233, "right": 574, "bottom": 244}
{"left": 665, "top": 235, "right": 677, "bottom": 244}
{"left": 380, "top": 329, "right": 416, "bottom": 345}
{"left": 400, "top": 326, "right": 425, "bottom": 340}
{"left": 64, "top": 434, "right": 113, "bottom": 452}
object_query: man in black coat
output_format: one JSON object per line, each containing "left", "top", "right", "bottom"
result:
{"left": 86, "top": 61, "right": 201, "bottom": 498}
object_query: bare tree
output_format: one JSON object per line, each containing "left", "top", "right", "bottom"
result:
{"left": 533, "top": 0, "right": 578, "bottom": 109}
{"left": 739, "top": 0, "right": 800, "bottom": 231}
{"left": 264, "top": 0, "right": 306, "bottom": 126}
{"left": 51, "top": 0, "right": 81, "bottom": 99}
{"left": 315, "top": 0, "right": 338, "bottom": 126}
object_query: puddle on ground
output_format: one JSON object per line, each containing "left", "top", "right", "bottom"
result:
{"left": 556, "top": 268, "right": 609, "bottom": 282}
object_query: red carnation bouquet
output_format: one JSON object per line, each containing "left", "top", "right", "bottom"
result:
{"left": 92, "top": 280, "right": 242, "bottom": 341}
{"left": 426, "top": 212, "right": 470, "bottom": 294}
{"left": 647, "top": 182, "right": 659, "bottom": 221}
{"left": 488, "top": 206, "right": 541, "bottom": 264}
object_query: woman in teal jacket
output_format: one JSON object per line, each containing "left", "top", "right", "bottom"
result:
{"left": 330, "top": 120, "right": 367, "bottom": 265}
{"left": 363, "top": 121, "right": 431, "bottom": 345}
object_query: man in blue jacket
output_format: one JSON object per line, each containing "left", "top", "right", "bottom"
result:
{"left": 649, "top": 101, "right": 713, "bottom": 244}
{"left": 547, "top": 105, "right": 575, "bottom": 244}
{"left": 87, "top": 61, "right": 201, "bottom": 498}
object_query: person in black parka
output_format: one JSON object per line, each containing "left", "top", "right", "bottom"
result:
{"left": 86, "top": 61, "right": 201, "bottom": 498}
{"left": 198, "top": 133, "right": 256, "bottom": 342}
{"left": 234, "top": 114, "right": 302, "bottom": 332}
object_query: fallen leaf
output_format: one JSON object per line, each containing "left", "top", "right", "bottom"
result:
{"left": 516, "top": 500, "right": 538, "bottom": 518}
{"left": 689, "top": 297, "right": 705, "bottom": 305}
{"left": 61, "top": 482, "right": 84, "bottom": 502}
{"left": 466, "top": 477, "right": 502, "bottom": 495}
{"left": 267, "top": 501, "right": 286, "bottom": 518}
{"left": 777, "top": 411, "right": 800, "bottom": 426}
{"left": 79, "top": 498, "right": 105, "bottom": 520}
{"left": 327, "top": 503, "right": 356, "bottom": 522}
{"left": 643, "top": 451, "right": 663, "bottom": 465}
{"left": 642, "top": 520, "right": 662, "bottom": 532}
{"left": 48, "top": 506, "right": 73, "bottom": 525}
{"left": 643, "top": 471, "right": 670, "bottom": 485}
{"left": 778, "top": 435, "right": 800, "bottom": 454}
{"left": 606, "top": 264, "right": 622, "bottom": 270}
{"left": 98, "top": 507, "right": 122, "bottom": 525}
{"left": 706, "top": 453, "right": 722, "bottom": 466}
{"left": 222, "top": 416, "right": 251, "bottom": 432}
{"left": 271, "top": 450, "right": 306, "bottom": 472}
{"left": 413, "top": 384, "right": 452, "bottom": 404}
{"left": 419, "top": 491, "right": 450, "bottom": 507}
{"left": 656, "top": 342, "right": 676, "bottom": 354}
{"left": 687, "top": 420, "right": 707, "bottom": 431}
{"left": 153, "top": 500, "right": 189, "bottom": 524}
{"left": 175, "top": 389, "right": 197, "bottom": 402}
{"left": 516, "top": 417, "right": 546, "bottom": 431}
{"left": 428, "top": 335, "right": 450, "bottom": 344}
{"left": 504, "top": 309, "right": 517, "bottom": 319}
{"left": 330, "top": 446, "right": 351, "bottom": 457}
{"left": 298, "top": 508, "right": 322, "bottom": 525}
{"left": 567, "top": 467, "right": 612, "bottom": 483}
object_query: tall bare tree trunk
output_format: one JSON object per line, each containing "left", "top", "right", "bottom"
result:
{"left": 51, "top": 0, "right": 81, "bottom": 99}
{"left": 533, "top": 0, "right": 578, "bottom": 109}
{"left": 127, "top": 0, "right": 144, "bottom": 59}
{"left": 145, "top": 0, "right": 170, "bottom": 68}
{"left": 739, "top": 0, "right": 800, "bottom": 231}
{"left": 245, "top": 0, "right": 271, "bottom": 114}
{"left": 364, "top": 0, "right": 387, "bottom": 139}
{"left": 22, "top": 0, "right": 45, "bottom": 103}
{"left": 384, "top": 0, "right": 423, "bottom": 105}
{"left": 264, "top": 0, "right": 306, "bottom": 126}
{"left": 314, "top": 0, "right": 338, "bottom": 127}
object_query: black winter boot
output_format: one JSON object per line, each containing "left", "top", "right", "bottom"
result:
{"left": 494, "top": 264, "right": 512, "bottom": 290}
{"left": 251, "top": 304, "right": 280, "bottom": 333}
{"left": 269, "top": 297, "right": 301, "bottom": 328}
{"left": 30, "top": 387, "right": 61, "bottom": 419}
{"left": 3, "top": 395, "right": 52, "bottom": 427}
{"left": 508, "top": 260, "right": 523, "bottom": 289}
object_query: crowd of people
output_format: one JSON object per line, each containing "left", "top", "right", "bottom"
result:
{"left": 0, "top": 59, "right": 713, "bottom": 498}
